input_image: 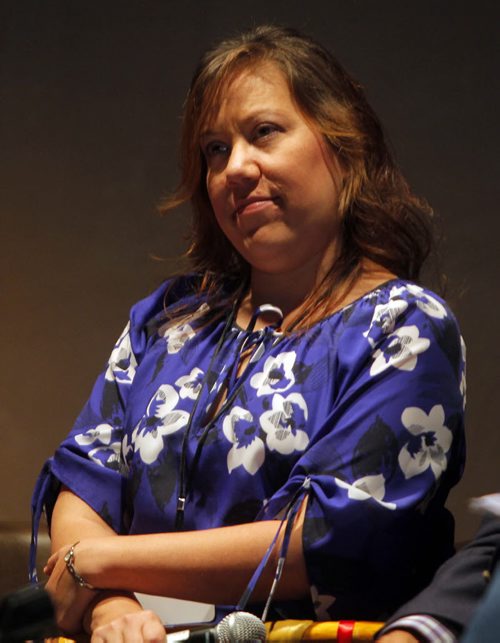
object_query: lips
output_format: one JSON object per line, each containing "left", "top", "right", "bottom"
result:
{"left": 233, "top": 196, "right": 277, "bottom": 218}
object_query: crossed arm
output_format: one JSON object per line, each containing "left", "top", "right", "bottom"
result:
{"left": 44, "top": 487, "right": 308, "bottom": 639}
{"left": 46, "top": 488, "right": 420, "bottom": 642}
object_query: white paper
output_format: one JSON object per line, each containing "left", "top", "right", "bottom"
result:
{"left": 135, "top": 592, "right": 216, "bottom": 626}
{"left": 469, "top": 492, "right": 500, "bottom": 517}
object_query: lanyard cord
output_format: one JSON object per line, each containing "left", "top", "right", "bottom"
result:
{"left": 236, "top": 477, "right": 310, "bottom": 618}
{"left": 260, "top": 483, "right": 306, "bottom": 622}
{"left": 175, "top": 300, "right": 239, "bottom": 530}
{"left": 175, "top": 302, "right": 283, "bottom": 531}
{"left": 185, "top": 331, "right": 264, "bottom": 501}
{"left": 30, "top": 462, "right": 53, "bottom": 582}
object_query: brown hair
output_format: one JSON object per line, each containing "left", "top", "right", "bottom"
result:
{"left": 160, "top": 25, "right": 435, "bottom": 326}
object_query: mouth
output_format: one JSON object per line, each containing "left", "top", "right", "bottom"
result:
{"left": 233, "top": 196, "right": 278, "bottom": 218}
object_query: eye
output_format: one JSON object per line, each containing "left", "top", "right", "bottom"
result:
{"left": 253, "top": 123, "right": 280, "bottom": 141}
{"left": 203, "top": 140, "right": 230, "bottom": 159}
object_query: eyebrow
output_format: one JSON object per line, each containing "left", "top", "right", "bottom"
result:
{"left": 199, "top": 109, "right": 290, "bottom": 141}
{"left": 199, "top": 129, "right": 219, "bottom": 142}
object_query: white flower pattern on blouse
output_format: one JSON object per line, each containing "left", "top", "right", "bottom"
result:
{"left": 391, "top": 283, "right": 448, "bottom": 319}
{"left": 161, "top": 304, "right": 210, "bottom": 354}
{"left": 75, "top": 423, "right": 123, "bottom": 468}
{"left": 250, "top": 351, "right": 296, "bottom": 396}
{"left": 398, "top": 404, "right": 452, "bottom": 480}
{"left": 223, "top": 406, "right": 265, "bottom": 475}
{"left": 131, "top": 384, "right": 189, "bottom": 464}
{"left": 121, "top": 433, "right": 133, "bottom": 472}
{"left": 75, "top": 423, "right": 114, "bottom": 446}
{"left": 87, "top": 442, "right": 122, "bottom": 468}
{"left": 363, "top": 298, "right": 409, "bottom": 347}
{"left": 163, "top": 323, "right": 195, "bottom": 354}
{"left": 311, "top": 585, "right": 336, "bottom": 620}
{"left": 335, "top": 474, "right": 396, "bottom": 510}
{"left": 260, "top": 393, "right": 309, "bottom": 455}
{"left": 370, "top": 325, "right": 431, "bottom": 376}
{"left": 460, "top": 336, "right": 467, "bottom": 409}
{"left": 105, "top": 323, "right": 137, "bottom": 384}
{"left": 176, "top": 367, "right": 205, "bottom": 400}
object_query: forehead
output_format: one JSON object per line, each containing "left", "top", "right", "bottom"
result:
{"left": 200, "top": 62, "right": 297, "bottom": 131}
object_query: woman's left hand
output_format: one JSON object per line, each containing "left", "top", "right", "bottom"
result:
{"left": 44, "top": 542, "right": 98, "bottom": 634}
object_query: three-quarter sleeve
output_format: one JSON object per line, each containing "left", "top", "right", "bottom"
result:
{"left": 260, "top": 285, "right": 466, "bottom": 620}
{"left": 31, "top": 281, "right": 169, "bottom": 534}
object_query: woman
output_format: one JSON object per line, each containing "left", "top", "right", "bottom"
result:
{"left": 33, "top": 25, "right": 466, "bottom": 641}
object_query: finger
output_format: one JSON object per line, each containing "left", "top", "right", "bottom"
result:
{"left": 44, "top": 550, "right": 61, "bottom": 574}
{"left": 45, "top": 554, "right": 57, "bottom": 571}
{"left": 93, "top": 613, "right": 148, "bottom": 643}
{"left": 92, "top": 621, "right": 125, "bottom": 643}
{"left": 125, "top": 612, "right": 164, "bottom": 643}
{"left": 141, "top": 617, "right": 166, "bottom": 643}
{"left": 121, "top": 617, "right": 144, "bottom": 643}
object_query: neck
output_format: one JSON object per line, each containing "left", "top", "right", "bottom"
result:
{"left": 236, "top": 258, "right": 396, "bottom": 330}
{"left": 247, "top": 243, "right": 339, "bottom": 315}
{"left": 236, "top": 253, "right": 330, "bottom": 330}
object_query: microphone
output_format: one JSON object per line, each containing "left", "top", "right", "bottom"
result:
{"left": 0, "top": 584, "right": 56, "bottom": 642}
{"left": 167, "top": 611, "right": 266, "bottom": 642}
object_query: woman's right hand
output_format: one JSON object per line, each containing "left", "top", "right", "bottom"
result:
{"left": 90, "top": 609, "right": 166, "bottom": 643}
{"left": 44, "top": 544, "right": 97, "bottom": 634}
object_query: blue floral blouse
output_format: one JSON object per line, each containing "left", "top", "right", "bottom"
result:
{"left": 32, "top": 277, "right": 466, "bottom": 621}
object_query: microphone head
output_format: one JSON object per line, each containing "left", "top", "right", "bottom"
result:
{"left": 215, "top": 611, "right": 266, "bottom": 642}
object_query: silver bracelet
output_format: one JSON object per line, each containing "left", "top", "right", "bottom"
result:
{"left": 63, "top": 541, "right": 96, "bottom": 590}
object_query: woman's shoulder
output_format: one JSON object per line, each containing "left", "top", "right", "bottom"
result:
{"left": 121, "top": 274, "right": 207, "bottom": 349}
{"left": 128, "top": 274, "right": 202, "bottom": 323}
{"left": 319, "top": 280, "right": 466, "bottom": 393}
{"left": 325, "top": 279, "right": 463, "bottom": 362}
{"left": 343, "top": 279, "right": 459, "bottom": 329}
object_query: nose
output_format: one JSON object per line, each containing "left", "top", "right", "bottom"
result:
{"left": 225, "top": 140, "right": 260, "bottom": 189}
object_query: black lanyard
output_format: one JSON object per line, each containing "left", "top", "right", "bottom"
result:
{"left": 174, "top": 301, "right": 283, "bottom": 531}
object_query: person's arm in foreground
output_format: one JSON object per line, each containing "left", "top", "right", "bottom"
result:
{"left": 45, "top": 487, "right": 308, "bottom": 637}
{"left": 376, "top": 515, "right": 500, "bottom": 643}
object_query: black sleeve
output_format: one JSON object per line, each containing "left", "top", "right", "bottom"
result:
{"left": 382, "top": 514, "right": 500, "bottom": 635}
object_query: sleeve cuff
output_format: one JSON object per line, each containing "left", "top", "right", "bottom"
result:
{"left": 378, "top": 614, "right": 457, "bottom": 643}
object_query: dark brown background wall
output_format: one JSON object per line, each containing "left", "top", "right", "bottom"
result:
{"left": 1, "top": 1, "right": 499, "bottom": 543}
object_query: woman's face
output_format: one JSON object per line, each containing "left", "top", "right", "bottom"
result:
{"left": 201, "top": 62, "right": 343, "bottom": 280}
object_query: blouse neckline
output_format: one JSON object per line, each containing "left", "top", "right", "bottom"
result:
{"left": 231, "top": 277, "right": 403, "bottom": 335}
